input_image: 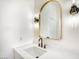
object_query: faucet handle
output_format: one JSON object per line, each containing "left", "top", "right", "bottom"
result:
{"left": 44, "top": 44, "right": 46, "bottom": 49}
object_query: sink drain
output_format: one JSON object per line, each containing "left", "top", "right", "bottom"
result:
{"left": 36, "top": 56, "right": 39, "bottom": 58}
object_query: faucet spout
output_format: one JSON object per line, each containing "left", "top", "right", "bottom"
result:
{"left": 38, "top": 38, "right": 43, "bottom": 47}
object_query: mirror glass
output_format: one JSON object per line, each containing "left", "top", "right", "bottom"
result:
{"left": 39, "top": 1, "right": 62, "bottom": 40}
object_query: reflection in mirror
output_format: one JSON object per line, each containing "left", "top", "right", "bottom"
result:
{"left": 39, "top": 0, "right": 62, "bottom": 40}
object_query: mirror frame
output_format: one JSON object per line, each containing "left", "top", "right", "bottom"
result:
{"left": 38, "top": 0, "right": 62, "bottom": 40}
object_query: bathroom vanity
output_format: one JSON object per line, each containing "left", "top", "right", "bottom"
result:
{"left": 14, "top": 42, "right": 47, "bottom": 59}
{"left": 14, "top": 41, "right": 79, "bottom": 59}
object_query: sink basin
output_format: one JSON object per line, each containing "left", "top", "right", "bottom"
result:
{"left": 24, "top": 46, "right": 47, "bottom": 58}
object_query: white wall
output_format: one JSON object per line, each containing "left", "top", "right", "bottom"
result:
{"left": 0, "top": 0, "right": 79, "bottom": 59}
{"left": 0, "top": 0, "right": 34, "bottom": 59}
{"left": 34, "top": 0, "right": 79, "bottom": 53}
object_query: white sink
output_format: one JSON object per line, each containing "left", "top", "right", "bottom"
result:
{"left": 14, "top": 42, "right": 47, "bottom": 59}
{"left": 24, "top": 46, "right": 47, "bottom": 58}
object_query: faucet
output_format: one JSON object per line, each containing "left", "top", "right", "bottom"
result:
{"left": 38, "top": 38, "right": 43, "bottom": 47}
{"left": 38, "top": 37, "right": 46, "bottom": 48}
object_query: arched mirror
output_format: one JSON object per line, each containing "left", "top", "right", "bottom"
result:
{"left": 39, "top": 0, "right": 62, "bottom": 40}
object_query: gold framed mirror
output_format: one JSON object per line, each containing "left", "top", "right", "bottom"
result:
{"left": 38, "top": 0, "right": 62, "bottom": 40}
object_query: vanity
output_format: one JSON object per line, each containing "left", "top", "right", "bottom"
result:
{"left": 14, "top": 41, "right": 79, "bottom": 59}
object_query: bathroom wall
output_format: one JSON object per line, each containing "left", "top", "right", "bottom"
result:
{"left": 0, "top": 0, "right": 34, "bottom": 59}
{"left": 34, "top": 0, "right": 79, "bottom": 52}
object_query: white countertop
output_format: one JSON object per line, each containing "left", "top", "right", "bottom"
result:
{"left": 14, "top": 41, "right": 79, "bottom": 59}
